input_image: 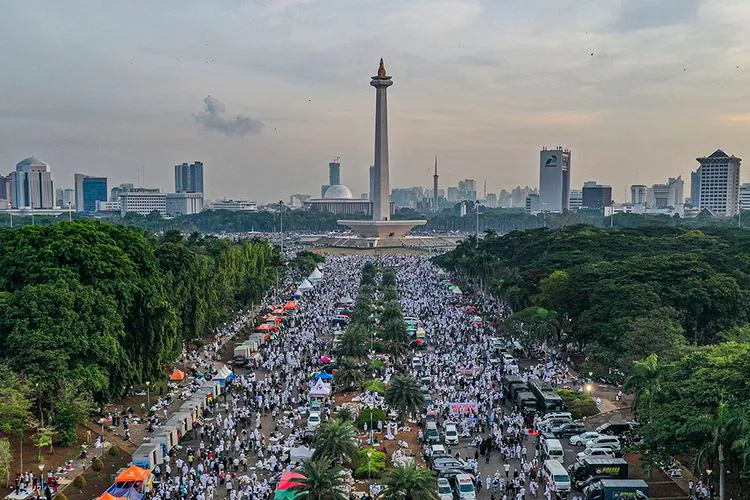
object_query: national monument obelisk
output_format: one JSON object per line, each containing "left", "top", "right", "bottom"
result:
{"left": 339, "top": 59, "right": 426, "bottom": 245}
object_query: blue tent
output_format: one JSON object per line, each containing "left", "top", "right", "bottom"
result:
{"left": 314, "top": 372, "right": 334, "bottom": 380}
{"left": 105, "top": 485, "right": 144, "bottom": 500}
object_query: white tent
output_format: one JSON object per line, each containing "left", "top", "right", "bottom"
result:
{"left": 308, "top": 267, "right": 323, "bottom": 283}
{"left": 289, "top": 446, "right": 314, "bottom": 463}
{"left": 339, "top": 295, "right": 354, "bottom": 306}
{"left": 308, "top": 379, "right": 331, "bottom": 398}
{"left": 298, "top": 279, "right": 314, "bottom": 292}
{"left": 214, "top": 364, "right": 234, "bottom": 386}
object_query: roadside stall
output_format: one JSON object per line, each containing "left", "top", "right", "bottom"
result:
{"left": 131, "top": 442, "right": 162, "bottom": 470}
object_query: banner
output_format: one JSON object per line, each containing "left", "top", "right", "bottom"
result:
{"left": 448, "top": 402, "right": 479, "bottom": 415}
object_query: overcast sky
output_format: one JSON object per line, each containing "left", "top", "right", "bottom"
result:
{"left": 1, "top": 0, "right": 750, "bottom": 203}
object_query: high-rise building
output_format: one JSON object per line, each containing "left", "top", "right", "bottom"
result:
{"left": 668, "top": 176, "right": 684, "bottom": 207}
{"left": 631, "top": 185, "right": 647, "bottom": 206}
{"left": 569, "top": 189, "right": 583, "bottom": 210}
{"left": 648, "top": 184, "right": 670, "bottom": 209}
{"left": 696, "top": 149, "right": 741, "bottom": 216}
{"left": 511, "top": 186, "right": 531, "bottom": 208}
{"left": 328, "top": 160, "right": 341, "bottom": 187}
{"left": 740, "top": 184, "right": 750, "bottom": 212}
{"left": 581, "top": 181, "right": 612, "bottom": 210}
{"left": 166, "top": 192, "right": 204, "bottom": 217}
{"left": 74, "top": 174, "right": 107, "bottom": 214}
{"left": 485, "top": 193, "right": 498, "bottom": 208}
{"left": 539, "top": 147, "right": 571, "bottom": 213}
{"left": 447, "top": 187, "right": 459, "bottom": 203}
{"left": 690, "top": 170, "right": 701, "bottom": 207}
{"left": 175, "top": 161, "right": 204, "bottom": 193}
{"left": 1, "top": 174, "right": 14, "bottom": 205}
{"left": 55, "top": 188, "right": 75, "bottom": 208}
{"left": 457, "top": 179, "right": 477, "bottom": 201}
{"left": 12, "top": 157, "right": 54, "bottom": 209}
{"left": 119, "top": 188, "right": 167, "bottom": 216}
{"left": 498, "top": 189, "right": 511, "bottom": 208}
{"left": 110, "top": 183, "right": 134, "bottom": 202}
{"left": 525, "top": 193, "right": 541, "bottom": 214}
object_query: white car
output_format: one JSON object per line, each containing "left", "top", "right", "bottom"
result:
{"left": 576, "top": 447, "right": 615, "bottom": 461}
{"left": 307, "top": 412, "right": 321, "bottom": 431}
{"left": 585, "top": 435, "right": 621, "bottom": 451}
{"left": 437, "top": 477, "right": 453, "bottom": 500}
{"left": 444, "top": 424, "right": 459, "bottom": 445}
{"left": 569, "top": 431, "right": 601, "bottom": 446}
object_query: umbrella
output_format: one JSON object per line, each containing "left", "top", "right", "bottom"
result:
{"left": 320, "top": 356, "right": 332, "bottom": 364}
{"left": 314, "top": 372, "right": 334, "bottom": 380}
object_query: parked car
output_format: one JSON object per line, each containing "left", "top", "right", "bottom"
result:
{"left": 307, "top": 412, "right": 321, "bottom": 431}
{"left": 437, "top": 477, "right": 453, "bottom": 500}
{"left": 570, "top": 431, "right": 601, "bottom": 446}
{"left": 586, "top": 436, "right": 622, "bottom": 451}
{"left": 444, "top": 423, "right": 459, "bottom": 445}
{"left": 576, "top": 447, "right": 616, "bottom": 461}
{"left": 553, "top": 422, "right": 586, "bottom": 438}
{"left": 426, "top": 422, "right": 440, "bottom": 444}
{"left": 431, "top": 457, "right": 473, "bottom": 475}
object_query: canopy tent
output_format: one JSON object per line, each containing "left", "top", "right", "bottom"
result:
{"left": 319, "top": 356, "right": 331, "bottom": 364}
{"left": 256, "top": 323, "right": 280, "bottom": 333}
{"left": 103, "top": 486, "right": 144, "bottom": 500}
{"left": 283, "top": 301, "right": 298, "bottom": 310}
{"left": 169, "top": 369, "right": 185, "bottom": 382}
{"left": 298, "top": 279, "right": 314, "bottom": 292}
{"left": 214, "top": 365, "right": 235, "bottom": 387}
{"left": 98, "top": 493, "right": 126, "bottom": 500}
{"left": 115, "top": 465, "right": 151, "bottom": 484}
{"left": 264, "top": 315, "right": 283, "bottom": 324}
{"left": 289, "top": 446, "right": 314, "bottom": 463}
{"left": 308, "top": 379, "right": 332, "bottom": 398}
{"left": 271, "top": 308, "right": 285, "bottom": 315}
{"left": 314, "top": 371, "right": 333, "bottom": 380}
{"left": 273, "top": 471, "right": 305, "bottom": 500}
{"left": 338, "top": 295, "right": 354, "bottom": 306}
{"left": 308, "top": 267, "right": 323, "bottom": 282}
{"left": 292, "top": 289, "right": 302, "bottom": 298}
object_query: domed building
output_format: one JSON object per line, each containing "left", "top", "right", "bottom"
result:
{"left": 305, "top": 183, "right": 374, "bottom": 215}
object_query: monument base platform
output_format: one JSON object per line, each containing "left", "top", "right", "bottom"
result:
{"left": 337, "top": 219, "right": 427, "bottom": 238}
{"left": 313, "top": 235, "right": 458, "bottom": 249}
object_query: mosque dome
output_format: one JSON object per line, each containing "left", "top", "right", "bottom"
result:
{"left": 323, "top": 184, "right": 354, "bottom": 200}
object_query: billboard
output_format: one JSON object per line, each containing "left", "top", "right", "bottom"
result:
{"left": 448, "top": 402, "right": 479, "bottom": 415}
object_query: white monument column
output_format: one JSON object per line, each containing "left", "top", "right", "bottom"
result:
{"left": 371, "top": 58, "right": 393, "bottom": 221}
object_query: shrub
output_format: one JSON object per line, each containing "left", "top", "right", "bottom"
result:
{"left": 92, "top": 458, "right": 103, "bottom": 472}
{"left": 365, "top": 380, "right": 386, "bottom": 395}
{"left": 108, "top": 446, "right": 120, "bottom": 456}
{"left": 353, "top": 448, "right": 387, "bottom": 479}
{"left": 356, "top": 408, "right": 387, "bottom": 429}
{"left": 556, "top": 389, "right": 599, "bottom": 419}
{"left": 368, "top": 359, "right": 384, "bottom": 371}
{"left": 73, "top": 475, "right": 86, "bottom": 489}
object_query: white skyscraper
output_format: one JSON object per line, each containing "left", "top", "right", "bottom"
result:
{"left": 631, "top": 185, "right": 647, "bottom": 206}
{"left": 539, "top": 147, "right": 571, "bottom": 212}
{"left": 696, "top": 149, "right": 741, "bottom": 216}
{"left": 740, "top": 183, "right": 750, "bottom": 212}
{"left": 12, "top": 157, "right": 54, "bottom": 209}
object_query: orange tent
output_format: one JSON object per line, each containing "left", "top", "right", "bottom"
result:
{"left": 98, "top": 493, "right": 124, "bottom": 500}
{"left": 169, "top": 369, "right": 185, "bottom": 381}
{"left": 283, "top": 301, "right": 298, "bottom": 310}
{"left": 272, "top": 308, "right": 284, "bottom": 315}
{"left": 116, "top": 465, "right": 150, "bottom": 484}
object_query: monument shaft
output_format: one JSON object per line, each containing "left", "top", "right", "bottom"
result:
{"left": 371, "top": 58, "right": 393, "bottom": 221}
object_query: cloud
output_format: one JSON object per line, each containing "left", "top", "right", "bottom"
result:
{"left": 193, "top": 95, "right": 264, "bottom": 137}
{"left": 612, "top": 0, "right": 702, "bottom": 31}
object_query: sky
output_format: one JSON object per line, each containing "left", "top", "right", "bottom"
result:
{"left": 1, "top": 0, "right": 750, "bottom": 203}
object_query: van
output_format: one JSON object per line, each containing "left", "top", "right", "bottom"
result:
{"left": 426, "top": 422, "right": 440, "bottom": 444}
{"left": 542, "top": 459, "right": 571, "bottom": 494}
{"left": 454, "top": 474, "right": 477, "bottom": 500}
{"left": 543, "top": 438, "right": 565, "bottom": 463}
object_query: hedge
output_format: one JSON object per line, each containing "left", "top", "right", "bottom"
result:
{"left": 365, "top": 380, "right": 386, "bottom": 395}
{"left": 353, "top": 448, "right": 387, "bottom": 479}
{"left": 556, "top": 388, "right": 599, "bottom": 419}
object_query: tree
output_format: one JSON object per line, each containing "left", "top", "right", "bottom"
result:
{"left": 384, "top": 374, "right": 424, "bottom": 422}
{"left": 290, "top": 459, "right": 348, "bottom": 500}
{"left": 623, "top": 354, "right": 662, "bottom": 423}
{"left": 312, "top": 419, "right": 360, "bottom": 466}
{"left": 335, "top": 326, "right": 369, "bottom": 359}
{"left": 0, "top": 364, "right": 31, "bottom": 476}
{"left": 0, "top": 438, "right": 11, "bottom": 487}
{"left": 378, "top": 464, "right": 438, "bottom": 500}
{"left": 334, "top": 358, "right": 365, "bottom": 393}
{"left": 55, "top": 381, "right": 95, "bottom": 446}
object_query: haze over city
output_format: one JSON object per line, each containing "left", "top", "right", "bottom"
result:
{"left": 1, "top": 0, "right": 750, "bottom": 202}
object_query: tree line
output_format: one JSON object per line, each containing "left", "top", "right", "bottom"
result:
{"left": 0, "top": 221, "right": 281, "bottom": 450}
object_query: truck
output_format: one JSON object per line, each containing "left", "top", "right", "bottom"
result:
{"left": 528, "top": 378, "right": 566, "bottom": 412}
{"left": 514, "top": 391, "right": 539, "bottom": 415}
{"left": 583, "top": 479, "right": 648, "bottom": 500}
{"left": 569, "top": 458, "right": 629, "bottom": 489}
{"left": 232, "top": 344, "right": 253, "bottom": 367}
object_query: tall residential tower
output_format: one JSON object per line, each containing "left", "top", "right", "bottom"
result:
{"left": 539, "top": 147, "right": 571, "bottom": 212}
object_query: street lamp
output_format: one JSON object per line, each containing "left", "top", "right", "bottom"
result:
{"left": 366, "top": 449, "right": 373, "bottom": 481}
{"left": 37, "top": 463, "right": 45, "bottom": 493}
{"left": 706, "top": 469, "right": 712, "bottom": 493}
{"left": 145, "top": 381, "right": 150, "bottom": 412}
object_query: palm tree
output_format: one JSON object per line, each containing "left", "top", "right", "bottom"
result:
{"left": 623, "top": 354, "right": 661, "bottom": 422}
{"left": 682, "top": 402, "right": 745, "bottom": 500}
{"left": 380, "top": 301, "right": 404, "bottom": 324}
{"left": 336, "top": 407, "right": 355, "bottom": 423}
{"left": 385, "top": 374, "right": 425, "bottom": 422}
{"left": 291, "top": 459, "right": 348, "bottom": 500}
{"left": 382, "top": 318, "right": 409, "bottom": 344}
{"left": 335, "top": 357, "right": 366, "bottom": 393}
{"left": 312, "top": 419, "right": 360, "bottom": 466}
{"left": 378, "top": 464, "right": 439, "bottom": 500}
{"left": 335, "top": 325, "right": 369, "bottom": 359}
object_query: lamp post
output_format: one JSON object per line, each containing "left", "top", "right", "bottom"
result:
{"left": 706, "top": 468, "right": 713, "bottom": 496}
{"left": 37, "top": 463, "right": 45, "bottom": 494}
{"left": 145, "top": 381, "right": 151, "bottom": 413}
{"left": 366, "top": 449, "right": 373, "bottom": 481}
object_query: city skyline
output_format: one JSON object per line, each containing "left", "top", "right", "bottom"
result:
{"left": 1, "top": 2, "right": 750, "bottom": 202}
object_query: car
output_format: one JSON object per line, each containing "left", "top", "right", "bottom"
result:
{"left": 431, "top": 457, "right": 473, "bottom": 475}
{"left": 307, "top": 412, "right": 321, "bottom": 431}
{"left": 309, "top": 401, "right": 321, "bottom": 413}
{"left": 425, "top": 410, "right": 438, "bottom": 423}
{"left": 437, "top": 477, "right": 453, "bottom": 500}
{"left": 570, "top": 431, "right": 601, "bottom": 446}
{"left": 585, "top": 436, "right": 622, "bottom": 451}
{"left": 553, "top": 422, "right": 586, "bottom": 438}
{"left": 421, "top": 385, "right": 430, "bottom": 396}
{"left": 430, "top": 444, "right": 448, "bottom": 457}
{"left": 426, "top": 422, "right": 440, "bottom": 444}
{"left": 453, "top": 473, "right": 477, "bottom": 499}
{"left": 444, "top": 423, "right": 459, "bottom": 445}
{"left": 539, "top": 417, "right": 573, "bottom": 433}
{"left": 412, "top": 357, "right": 424, "bottom": 369}
{"left": 576, "top": 447, "right": 616, "bottom": 461}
